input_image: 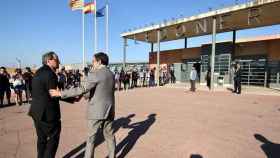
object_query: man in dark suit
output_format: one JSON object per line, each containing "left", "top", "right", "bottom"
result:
{"left": 50, "top": 52, "right": 116, "bottom": 158}
{"left": 28, "top": 52, "right": 61, "bottom": 158}
{"left": 0, "top": 67, "right": 11, "bottom": 106}
{"left": 233, "top": 63, "right": 242, "bottom": 94}
{"left": 23, "top": 67, "right": 34, "bottom": 104}
{"left": 0, "top": 67, "right": 9, "bottom": 106}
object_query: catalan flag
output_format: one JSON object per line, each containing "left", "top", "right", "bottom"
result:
{"left": 69, "top": 0, "right": 83, "bottom": 11}
{"left": 83, "top": 2, "right": 95, "bottom": 14}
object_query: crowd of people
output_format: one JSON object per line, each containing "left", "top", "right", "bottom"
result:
{"left": 0, "top": 66, "right": 84, "bottom": 107}
{"left": 113, "top": 66, "right": 176, "bottom": 91}
{"left": 0, "top": 64, "right": 179, "bottom": 106}
{"left": 0, "top": 67, "right": 33, "bottom": 106}
{"left": 56, "top": 67, "right": 83, "bottom": 90}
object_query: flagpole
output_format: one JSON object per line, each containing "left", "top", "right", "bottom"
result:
{"left": 82, "top": 0, "right": 85, "bottom": 69}
{"left": 94, "top": 0, "right": 97, "bottom": 55}
{"left": 106, "top": 0, "right": 109, "bottom": 54}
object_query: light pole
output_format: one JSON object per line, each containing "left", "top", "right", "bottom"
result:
{"left": 16, "top": 58, "right": 21, "bottom": 69}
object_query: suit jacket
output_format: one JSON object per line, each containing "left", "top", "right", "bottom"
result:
{"left": 234, "top": 69, "right": 242, "bottom": 82}
{"left": 61, "top": 66, "right": 115, "bottom": 120}
{"left": 0, "top": 74, "right": 9, "bottom": 91}
{"left": 28, "top": 65, "right": 60, "bottom": 122}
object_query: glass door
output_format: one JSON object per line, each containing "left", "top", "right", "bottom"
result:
{"left": 238, "top": 59, "right": 266, "bottom": 86}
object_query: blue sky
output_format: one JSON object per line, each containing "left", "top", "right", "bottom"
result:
{"left": 0, "top": 0, "right": 280, "bottom": 67}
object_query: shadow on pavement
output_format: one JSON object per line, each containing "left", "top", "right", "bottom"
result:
{"left": 226, "top": 87, "right": 234, "bottom": 92}
{"left": 63, "top": 142, "right": 86, "bottom": 158}
{"left": 254, "top": 133, "right": 280, "bottom": 158}
{"left": 0, "top": 103, "right": 16, "bottom": 109}
{"left": 190, "top": 154, "right": 203, "bottom": 158}
{"left": 116, "top": 113, "right": 157, "bottom": 158}
{"left": 63, "top": 114, "right": 136, "bottom": 158}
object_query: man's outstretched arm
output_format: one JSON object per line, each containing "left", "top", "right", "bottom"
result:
{"left": 49, "top": 72, "right": 98, "bottom": 98}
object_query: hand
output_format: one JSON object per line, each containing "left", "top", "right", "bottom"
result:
{"left": 49, "top": 89, "right": 61, "bottom": 97}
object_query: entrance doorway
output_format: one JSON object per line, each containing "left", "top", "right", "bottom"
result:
{"left": 235, "top": 59, "right": 266, "bottom": 86}
{"left": 183, "top": 60, "right": 201, "bottom": 81}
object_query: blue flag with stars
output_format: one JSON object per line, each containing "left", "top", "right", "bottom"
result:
{"left": 97, "top": 6, "right": 105, "bottom": 17}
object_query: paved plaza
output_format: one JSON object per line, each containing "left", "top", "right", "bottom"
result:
{"left": 0, "top": 87, "right": 280, "bottom": 158}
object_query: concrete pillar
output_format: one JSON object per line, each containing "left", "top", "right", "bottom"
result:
{"left": 173, "top": 63, "right": 183, "bottom": 83}
{"left": 151, "top": 43, "right": 154, "bottom": 53}
{"left": 210, "top": 17, "right": 217, "bottom": 90}
{"left": 157, "top": 30, "right": 161, "bottom": 86}
{"left": 232, "top": 30, "right": 236, "bottom": 57}
{"left": 123, "top": 38, "right": 127, "bottom": 69}
{"left": 184, "top": 37, "right": 188, "bottom": 48}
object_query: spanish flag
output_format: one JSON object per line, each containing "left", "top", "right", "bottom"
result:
{"left": 83, "top": 2, "right": 95, "bottom": 14}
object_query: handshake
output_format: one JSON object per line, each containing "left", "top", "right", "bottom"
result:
{"left": 49, "top": 88, "right": 61, "bottom": 97}
{"left": 49, "top": 88, "right": 83, "bottom": 103}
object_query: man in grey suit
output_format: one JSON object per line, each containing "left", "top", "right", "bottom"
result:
{"left": 49, "top": 52, "right": 116, "bottom": 158}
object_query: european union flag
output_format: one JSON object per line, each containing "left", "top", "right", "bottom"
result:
{"left": 97, "top": 6, "right": 105, "bottom": 17}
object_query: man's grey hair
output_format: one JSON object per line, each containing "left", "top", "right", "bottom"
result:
{"left": 42, "top": 51, "right": 58, "bottom": 65}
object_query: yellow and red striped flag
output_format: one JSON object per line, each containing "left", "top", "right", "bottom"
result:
{"left": 69, "top": 0, "right": 83, "bottom": 11}
{"left": 83, "top": 2, "right": 95, "bottom": 14}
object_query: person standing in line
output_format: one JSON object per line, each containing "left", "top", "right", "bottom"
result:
{"left": 162, "top": 67, "right": 168, "bottom": 85}
{"left": 115, "top": 71, "right": 121, "bottom": 91}
{"left": 131, "top": 69, "right": 138, "bottom": 88}
{"left": 23, "top": 67, "right": 34, "bottom": 103}
{"left": 1, "top": 68, "right": 11, "bottom": 106}
{"left": 83, "top": 67, "right": 90, "bottom": 77}
{"left": 74, "top": 69, "right": 82, "bottom": 87}
{"left": 206, "top": 67, "right": 211, "bottom": 90}
{"left": 57, "top": 68, "right": 67, "bottom": 90}
{"left": 5, "top": 69, "right": 12, "bottom": 105}
{"left": 66, "top": 70, "right": 74, "bottom": 89}
{"left": 13, "top": 69, "right": 24, "bottom": 106}
{"left": 143, "top": 70, "right": 147, "bottom": 87}
{"left": 119, "top": 69, "right": 125, "bottom": 90}
{"left": 159, "top": 68, "right": 163, "bottom": 86}
{"left": 124, "top": 71, "right": 130, "bottom": 91}
{"left": 149, "top": 68, "right": 155, "bottom": 87}
{"left": 28, "top": 52, "right": 61, "bottom": 158}
{"left": 145, "top": 69, "right": 150, "bottom": 87}
{"left": 139, "top": 70, "right": 144, "bottom": 87}
{"left": 190, "top": 65, "right": 197, "bottom": 92}
{"left": 170, "top": 66, "right": 176, "bottom": 84}
{"left": 0, "top": 67, "right": 10, "bottom": 106}
{"left": 233, "top": 63, "right": 242, "bottom": 94}
{"left": 49, "top": 52, "right": 116, "bottom": 158}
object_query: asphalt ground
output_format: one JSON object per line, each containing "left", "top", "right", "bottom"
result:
{"left": 0, "top": 87, "right": 280, "bottom": 158}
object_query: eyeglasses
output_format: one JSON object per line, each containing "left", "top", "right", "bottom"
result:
{"left": 52, "top": 58, "right": 60, "bottom": 64}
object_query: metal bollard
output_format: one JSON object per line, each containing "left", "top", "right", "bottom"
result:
{"left": 277, "top": 72, "right": 279, "bottom": 85}
{"left": 264, "top": 71, "right": 267, "bottom": 87}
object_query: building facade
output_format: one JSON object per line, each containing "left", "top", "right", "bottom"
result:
{"left": 149, "top": 35, "right": 280, "bottom": 88}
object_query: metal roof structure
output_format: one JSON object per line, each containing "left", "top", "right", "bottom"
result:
{"left": 121, "top": 0, "right": 280, "bottom": 43}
